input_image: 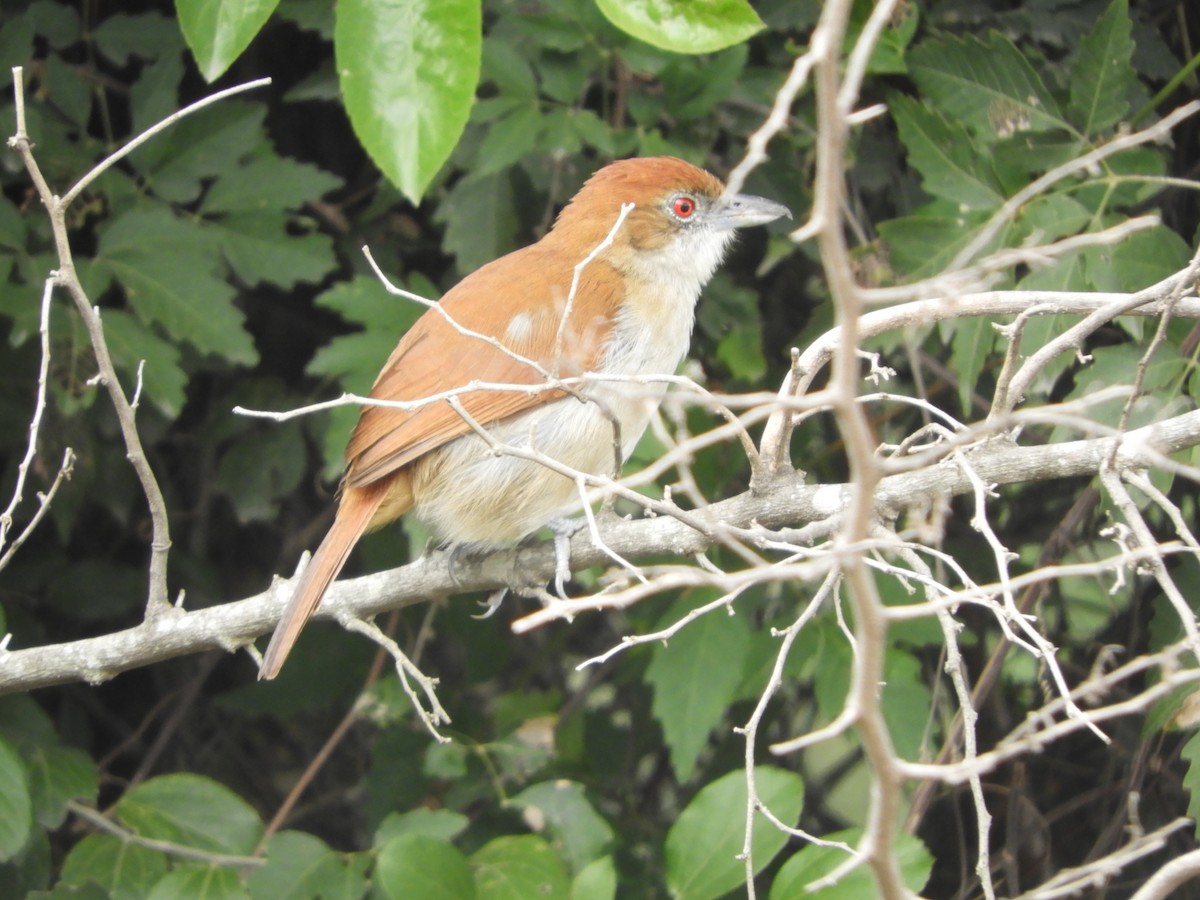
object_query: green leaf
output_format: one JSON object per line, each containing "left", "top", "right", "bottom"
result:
{"left": 665, "top": 767, "right": 804, "bottom": 899}
{"left": 206, "top": 212, "right": 337, "bottom": 289}
{"left": 647, "top": 595, "right": 752, "bottom": 781}
{"left": 1101, "top": 225, "right": 1192, "bottom": 293}
{"left": 595, "top": 0, "right": 763, "bottom": 54}
{"left": 60, "top": 834, "right": 169, "bottom": 900}
{"left": 947, "top": 317, "right": 994, "bottom": 418}
{"left": 769, "top": 829, "right": 933, "bottom": 898}
{"left": 201, "top": 153, "right": 343, "bottom": 214}
{"left": 145, "top": 863, "right": 247, "bottom": 899}
{"left": 473, "top": 105, "right": 544, "bottom": 177}
{"left": 132, "top": 103, "right": 267, "bottom": 203}
{"left": 909, "top": 33, "right": 1069, "bottom": 141}
{"left": 93, "top": 13, "right": 180, "bottom": 65}
{"left": 95, "top": 208, "right": 257, "bottom": 366}
{"left": 176, "top": 0, "right": 281, "bottom": 82}
{"left": 436, "top": 171, "right": 521, "bottom": 276}
{"left": 1183, "top": 731, "right": 1200, "bottom": 840}
{"left": 1014, "top": 194, "right": 1093, "bottom": 245}
{"left": 0, "top": 739, "right": 33, "bottom": 861}
{"left": 100, "top": 310, "right": 188, "bottom": 419}
{"left": 876, "top": 207, "right": 993, "bottom": 279}
{"left": 215, "top": 422, "right": 307, "bottom": 523}
{"left": 570, "top": 856, "right": 616, "bottom": 900}
{"left": 246, "top": 831, "right": 345, "bottom": 900}
{"left": 470, "top": 835, "right": 570, "bottom": 899}
{"left": 374, "top": 834, "right": 476, "bottom": 900}
{"left": 510, "top": 781, "right": 615, "bottom": 874}
{"left": 27, "top": 746, "right": 97, "bottom": 829}
{"left": 374, "top": 809, "right": 470, "bottom": 846}
{"left": 335, "top": 0, "right": 482, "bottom": 203}
{"left": 1068, "top": 0, "right": 1135, "bottom": 137}
{"left": 115, "top": 773, "right": 263, "bottom": 856}
{"left": 891, "top": 95, "right": 1004, "bottom": 211}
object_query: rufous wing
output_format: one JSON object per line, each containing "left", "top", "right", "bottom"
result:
{"left": 344, "top": 242, "right": 621, "bottom": 489}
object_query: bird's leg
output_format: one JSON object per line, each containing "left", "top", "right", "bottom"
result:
{"left": 546, "top": 516, "right": 585, "bottom": 598}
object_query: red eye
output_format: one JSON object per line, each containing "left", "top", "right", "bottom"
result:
{"left": 672, "top": 196, "right": 696, "bottom": 218}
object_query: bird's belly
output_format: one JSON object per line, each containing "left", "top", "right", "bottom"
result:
{"left": 409, "top": 387, "right": 661, "bottom": 548}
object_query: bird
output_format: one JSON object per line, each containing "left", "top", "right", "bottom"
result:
{"left": 258, "top": 156, "right": 790, "bottom": 679}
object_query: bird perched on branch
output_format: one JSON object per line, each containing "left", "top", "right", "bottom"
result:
{"left": 259, "top": 156, "right": 789, "bottom": 679}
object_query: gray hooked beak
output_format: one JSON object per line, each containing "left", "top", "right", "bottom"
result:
{"left": 710, "top": 192, "right": 792, "bottom": 231}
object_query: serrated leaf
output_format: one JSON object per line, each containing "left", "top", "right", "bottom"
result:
{"left": 1068, "top": 0, "right": 1134, "bottom": 137}
{"left": 769, "top": 828, "right": 932, "bottom": 898}
{"left": 202, "top": 152, "right": 343, "bottom": 214}
{"left": 595, "top": 0, "right": 763, "bottom": 54}
{"left": 215, "top": 422, "right": 307, "bottom": 523}
{"left": 876, "top": 206, "right": 994, "bottom": 279}
{"left": 647, "top": 596, "right": 752, "bottom": 781}
{"left": 665, "top": 767, "right": 804, "bottom": 900}
{"left": 1101, "top": 225, "right": 1192, "bottom": 293}
{"left": 100, "top": 310, "right": 187, "bottom": 418}
{"left": 1184, "top": 731, "right": 1200, "bottom": 841}
{"left": 60, "top": 834, "right": 169, "bottom": 900}
{"left": 96, "top": 208, "right": 257, "bottom": 365}
{"left": 115, "top": 773, "right": 263, "bottom": 856}
{"left": 335, "top": 0, "right": 481, "bottom": 203}
{"left": 132, "top": 102, "right": 267, "bottom": 202}
{"left": 948, "top": 316, "right": 995, "bottom": 418}
{"left": 909, "top": 33, "right": 1068, "bottom": 140}
{"left": 436, "top": 171, "right": 521, "bottom": 275}
{"left": 510, "top": 781, "right": 615, "bottom": 874}
{"left": 471, "top": 835, "right": 569, "bottom": 899}
{"left": 207, "top": 212, "right": 337, "bottom": 289}
{"left": 473, "top": 105, "right": 543, "bottom": 177}
{"left": 93, "top": 13, "right": 181, "bottom": 65}
{"left": 891, "top": 94, "right": 1003, "bottom": 211}
{"left": 374, "top": 834, "right": 476, "bottom": 900}
{"left": 0, "top": 738, "right": 33, "bottom": 861}
{"left": 176, "top": 0, "right": 281, "bottom": 82}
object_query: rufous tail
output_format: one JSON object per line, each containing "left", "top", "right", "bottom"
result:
{"left": 258, "top": 482, "right": 390, "bottom": 679}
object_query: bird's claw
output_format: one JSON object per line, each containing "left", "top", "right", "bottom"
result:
{"left": 473, "top": 588, "right": 508, "bottom": 619}
{"left": 548, "top": 517, "right": 584, "bottom": 598}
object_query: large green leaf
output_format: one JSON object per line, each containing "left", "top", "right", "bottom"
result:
{"left": 909, "top": 33, "right": 1069, "bottom": 140}
{"left": 374, "top": 834, "right": 476, "bottom": 899}
{"left": 60, "top": 834, "right": 169, "bottom": 900}
{"left": 100, "top": 309, "right": 187, "bottom": 418}
{"left": 470, "top": 835, "right": 570, "bottom": 899}
{"left": 26, "top": 745, "right": 96, "bottom": 830}
{"left": 665, "top": 767, "right": 804, "bottom": 899}
{"left": 245, "top": 831, "right": 346, "bottom": 900}
{"left": 510, "top": 781, "right": 615, "bottom": 874}
{"left": 769, "top": 829, "right": 933, "bottom": 898}
{"left": 0, "top": 738, "right": 32, "bottom": 861}
{"left": 596, "top": 0, "right": 763, "bottom": 54}
{"left": 647, "top": 594, "right": 753, "bottom": 781}
{"left": 335, "top": 0, "right": 482, "bottom": 203}
{"left": 96, "top": 208, "right": 257, "bottom": 366}
{"left": 176, "top": 0, "right": 280, "bottom": 81}
{"left": 891, "top": 94, "right": 1004, "bottom": 211}
{"left": 115, "top": 773, "right": 263, "bottom": 856}
{"left": 206, "top": 212, "right": 337, "bottom": 289}
{"left": 1067, "top": 0, "right": 1135, "bottom": 137}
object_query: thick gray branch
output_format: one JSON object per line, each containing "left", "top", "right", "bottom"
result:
{"left": 3, "top": 409, "right": 1198, "bottom": 694}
